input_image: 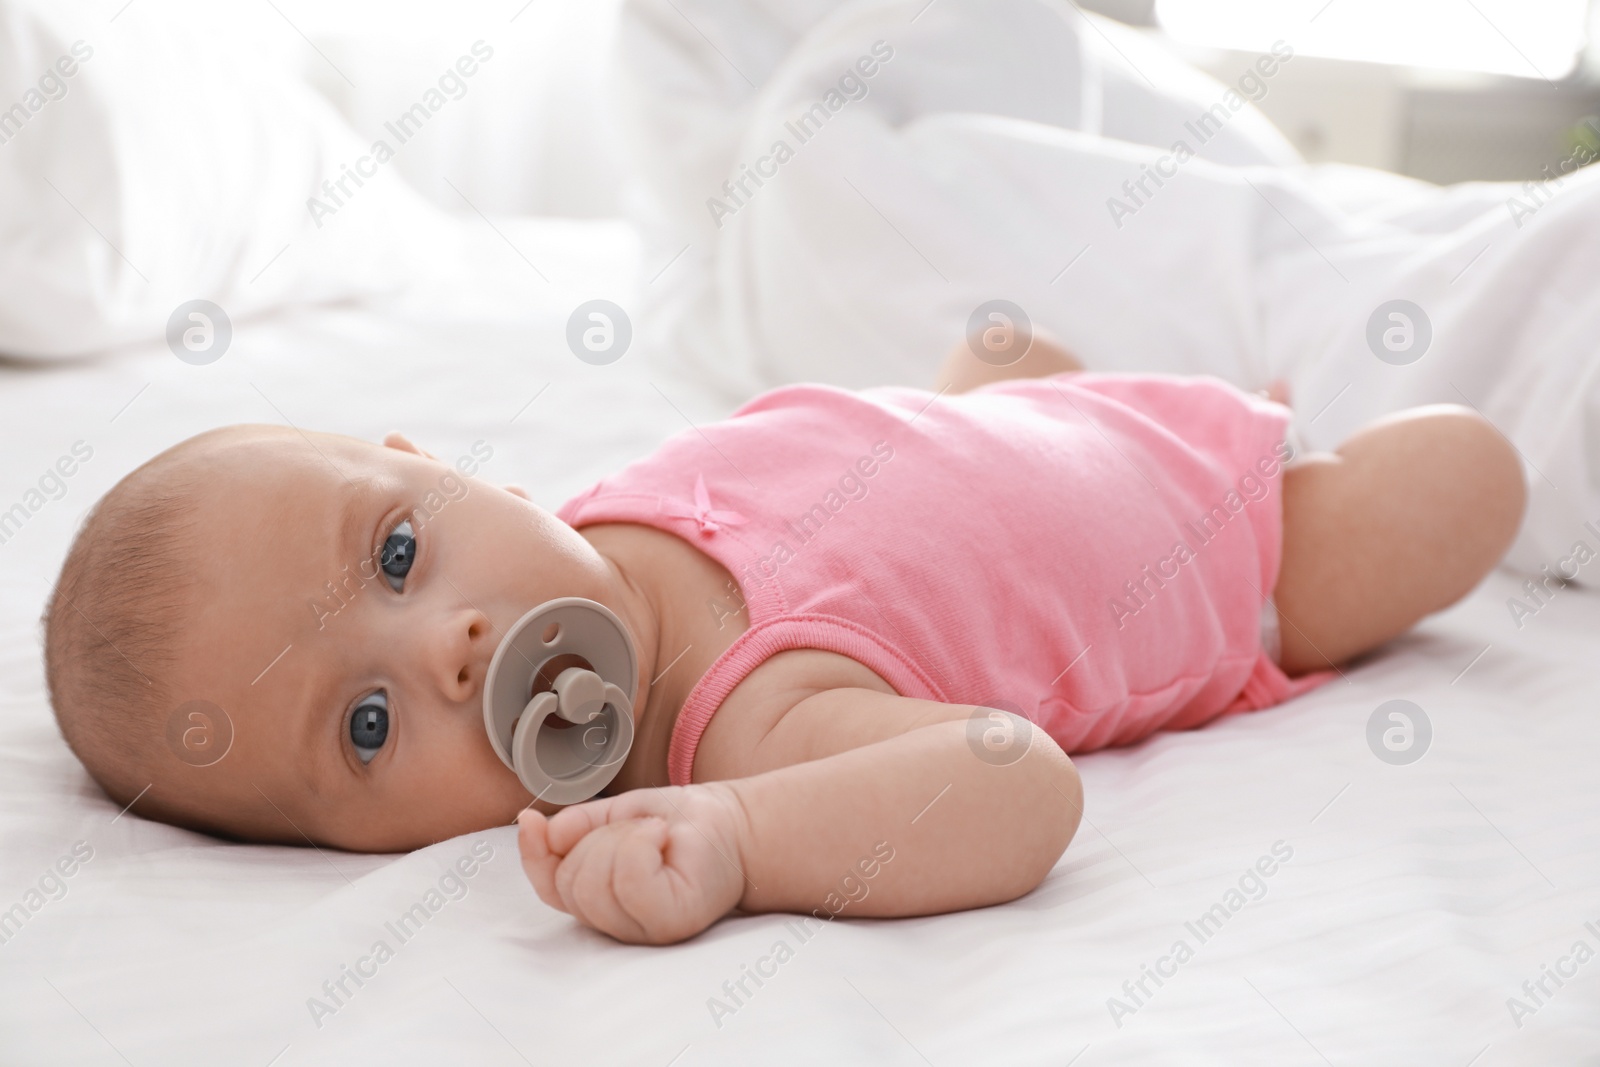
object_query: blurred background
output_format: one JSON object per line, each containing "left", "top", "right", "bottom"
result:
{"left": 1110, "top": 0, "right": 1600, "bottom": 182}
{"left": 143, "top": 0, "right": 1600, "bottom": 220}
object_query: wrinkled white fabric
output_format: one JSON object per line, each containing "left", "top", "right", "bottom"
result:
{"left": 615, "top": 0, "right": 1600, "bottom": 577}
{"left": 0, "top": 0, "right": 462, "bottom": 360}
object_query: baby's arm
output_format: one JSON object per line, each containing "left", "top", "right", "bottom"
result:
{"left": 705, "top": 689, "right": 1081, "bottom": 917}
{"left": 518, "top": 687, "right": 1081, "bottom": 944}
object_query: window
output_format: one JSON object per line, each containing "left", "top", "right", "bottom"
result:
{"left": 1155, "top": 0, "right": 1590, "bottom": 80}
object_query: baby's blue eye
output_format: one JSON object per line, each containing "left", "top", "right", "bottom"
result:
{"left": 350, "top": 691, "right": 389, "bottom": 763}
{"left": 379, "top": 520, "right": 416, "bottom": 592}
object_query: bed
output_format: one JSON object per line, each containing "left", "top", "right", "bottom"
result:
{"left": 3, "top": 0, "right": 1598, "bottom": 1063}
{"left": 1, "top": 211, "right": 1595, "bottom": 1065}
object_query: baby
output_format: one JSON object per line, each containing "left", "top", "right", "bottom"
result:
{"left": 41, "top": 339, "right": 1525, "bottom": 944}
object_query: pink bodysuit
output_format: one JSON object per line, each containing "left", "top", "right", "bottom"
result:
{"left": 555, "top": 372, "right": 1335, "bottom": 787}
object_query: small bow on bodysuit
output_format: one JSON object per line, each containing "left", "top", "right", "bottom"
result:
{"left": 659, "top": 473, "right": 748, "bottom": 535}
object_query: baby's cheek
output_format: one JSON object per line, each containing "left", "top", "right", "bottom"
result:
{"left": 385, "top": 736, "right": 526, "bottom": 839}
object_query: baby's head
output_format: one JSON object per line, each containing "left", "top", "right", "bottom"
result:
{"left": 44, "top": 425, "right": 619, "bottom": 851}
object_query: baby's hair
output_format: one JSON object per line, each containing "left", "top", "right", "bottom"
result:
{"left": 42, "top": 439, "right": 208, "bottom": 812}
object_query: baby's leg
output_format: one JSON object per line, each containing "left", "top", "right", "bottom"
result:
{"left": 1273, "top": 405, "right": 1526, "bottom": 675}
{"left": 933, "top": 332, "right": 1083, "bottom": 394}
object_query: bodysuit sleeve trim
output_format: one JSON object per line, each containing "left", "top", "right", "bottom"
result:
{"left": 666, "top": 613, "right": 947, "bottom": 786}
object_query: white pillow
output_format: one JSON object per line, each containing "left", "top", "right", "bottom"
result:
{"left": 0, "top": 0, "right": 458, "bottom": 360}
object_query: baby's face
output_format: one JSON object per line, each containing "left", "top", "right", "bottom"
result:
{"left": 163, "top": 426, "right": 618, "bottom": 852}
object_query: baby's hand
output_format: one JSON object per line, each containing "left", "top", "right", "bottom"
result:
{"left": 517, "top": 783, "right": 750, "bottom": 945}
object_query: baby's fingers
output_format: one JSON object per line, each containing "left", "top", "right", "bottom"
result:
{"left": 517, "top": 810, "right": 566, "bottom": 913}
{"left": 545, "top": 796, "right": 620, "bottom": 855}
{"left": 611, "top": 823, "right": 705, "bottom": 944}
{"left": 559, "top": 818, "right": 669, "bottom": 943}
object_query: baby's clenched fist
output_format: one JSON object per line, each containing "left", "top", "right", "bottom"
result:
{"left": 517, "top": 783, "right": 750, "bottom": 944}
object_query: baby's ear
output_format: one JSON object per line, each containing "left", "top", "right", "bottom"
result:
{"left": 382, "top": 432, "right": 438, "bottom": 460}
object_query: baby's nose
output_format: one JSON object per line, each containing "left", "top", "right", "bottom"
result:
{"left": 423, "top": 606, "right": 494, "bottom": 705}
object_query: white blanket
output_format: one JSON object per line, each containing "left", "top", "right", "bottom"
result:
{"left": 618, "top": 0, "right": 1600, "bottom": 579}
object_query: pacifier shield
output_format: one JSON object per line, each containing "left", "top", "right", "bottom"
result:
{"left": 482, "top": 598, "right": 639, "bottom": 805}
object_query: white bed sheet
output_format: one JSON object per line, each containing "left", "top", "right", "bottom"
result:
{"left": 1, "top": 217, "right": 1597, "bottom": 1066}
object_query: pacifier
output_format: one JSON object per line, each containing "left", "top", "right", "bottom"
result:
{"left": 482, "top": 598, "right": 639, "bottom": 806}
